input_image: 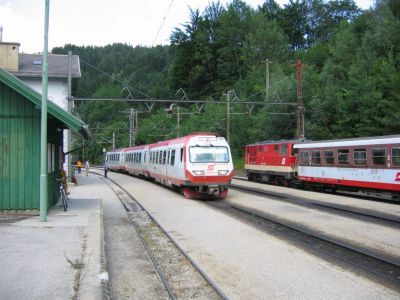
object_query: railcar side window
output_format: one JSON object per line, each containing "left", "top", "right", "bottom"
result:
{"left": 354, "top": 149, "right": 367, "bottom": 165}
{"left": 372, "top": 148, "right": 386, "bottom": 165}
{"left": 274, "top": 145, "right": 279, "bottom": 152}
{"left": 311, "top": 151, "right": 321, "bottom": 165}
{"left": 171, "top": 150, "right": 176, "bottom": 166}
{"left": 392, "top": 148, "right": 400, "bottom": 166}
{"left": 338, "top": 149, "right": 349, "bottom": 164}
{"left": 163, "top": 151, "right": 166, "bottom": 165}
{"left": 180, "top": 148, "right": 183, "bottom": 162}
{"left": 280, "top": 144, "right": 288, "bottom": 156}
{"left": 324, "top": 150, "right": 334, "bottom": 165}
{"left": 300, "top": 151, "right": 309, "bottom": 165}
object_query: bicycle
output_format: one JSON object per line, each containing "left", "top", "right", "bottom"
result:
{"left": 55, "top": 177, "right": 70, "bottom": 211}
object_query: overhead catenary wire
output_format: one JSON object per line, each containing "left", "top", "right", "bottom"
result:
{"left": 152, "top": 0, "right": 175, "bottom": 46}
{"left": 80, "top": 59, "right": 153, "bottom": 99}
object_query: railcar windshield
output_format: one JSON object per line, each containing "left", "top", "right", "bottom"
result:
{"left": 189, "top": 146, "right": 229, "bottom": 163}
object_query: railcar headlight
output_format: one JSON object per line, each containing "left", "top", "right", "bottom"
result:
{"left": 193, "top": 170, "right": 205, "bottom": 175}
{"left": 218, "top": 170, "right": 229, "bottom": 175}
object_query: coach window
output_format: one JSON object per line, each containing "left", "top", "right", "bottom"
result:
{"left": 392, "top": 148, "right": 400, "bottom": 166}
{"left": 300, "top": 151, "right": 309, "bottom": 165}
{"left": 280, "top": 144, "right": 288, "bottom": 156}
{"left": 163, "top": 151, "right": 167, "bottom": 164}
{"left": 324, "top": 150, "right": 334, "bottom": 165}
{"left": 171, "top": 149, "right": 176, "bottom": 166}
{"left": 311, "top": 151, "right": 321, "bottom": 165}
{"left": 180, "top": 148, "right": 183, "bottom": 162}
{"left": 338, "top": 149, "right": 349, "bottom": 164}
{"left": 372, "top": 148, "right": 386, "bottom": 165}
{"left": 354, "top": 149, "right": 367, "bottom": 165}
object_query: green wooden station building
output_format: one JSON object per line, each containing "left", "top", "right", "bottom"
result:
{"left": 0, "top": 68, "right": 90, "bottom": 210}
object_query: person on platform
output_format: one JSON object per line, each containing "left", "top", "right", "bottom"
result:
{"left": 104, "top": 159, "right": 108, "bottom": 178}
{"left": 85, "top": 160, "right": 90, "bottom": 176}
{"left": 76, "top": 159, "right": 83, "bottom": 174}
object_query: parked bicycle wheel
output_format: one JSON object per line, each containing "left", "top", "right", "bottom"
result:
{"left": 60, "top": 186, "right": 68, "bottom": 211}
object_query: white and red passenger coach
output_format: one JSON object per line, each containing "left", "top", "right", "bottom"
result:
{"left": 294, "top": 135, "right": 400, "bottom": 194}
{"left": 106, "top": 132, "right": 234, "bottom": 199}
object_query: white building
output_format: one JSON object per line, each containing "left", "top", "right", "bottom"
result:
{"left": 0, "top": 41, "right": 81, "bottom": 175}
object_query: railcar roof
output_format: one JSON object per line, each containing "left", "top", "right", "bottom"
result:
{"left": 294, "top": 134, "right": 400, "bottom": 149}
{"left": 247, "top": 139, "right": 306, "bottom": 146}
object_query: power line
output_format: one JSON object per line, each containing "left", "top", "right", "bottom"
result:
{"left": 80, "top": 59, "right": 153, "bottom": 99}
{"left": 152, "top": 0, "right": 175, "bottom": 46}
{"left": 73, "top": 97, "right": 297, "bottom": 106}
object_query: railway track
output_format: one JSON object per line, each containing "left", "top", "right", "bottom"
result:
{"left": 230, "top": 181, "right": 400, "bottom": 227}
{"left": 233, "top": 175, "right": 400, "bottom": 205}
{"left": 205, "top": 200, "right": 400, "bottom": 291}
{"left": 92, "top": 170, "right": 228, "bottom": 300}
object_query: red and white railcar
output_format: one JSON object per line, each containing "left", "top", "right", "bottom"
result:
{"left": 147, "top": 132, "right": 234, "bottom": 198}
{"left": 106, "top": 132, "right": 234, "bottom": 199}
{"left": 245, "top": 140, "right": 300, "bottom": 185}
{"left": 294, "top": 135, "right": 400, "bottom": 195}
{"left": 106, "top": 148, "right": 126, "bottom": 172}
{"left": 124, "top": 145, "right": 151, "bottom": 177}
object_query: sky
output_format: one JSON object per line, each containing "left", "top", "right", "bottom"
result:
{"left": 0, "top": 0, "right": 374, "bottom": 54}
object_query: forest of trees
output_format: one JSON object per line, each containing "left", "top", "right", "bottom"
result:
{"left": 52, "top": 0, "right": 400, "bottom": 165}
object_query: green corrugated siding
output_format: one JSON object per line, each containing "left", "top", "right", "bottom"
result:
{"left": 1, "top": 82, "right": 40, "bottom": 209}
{"left": 0, "top": 81, "right": 63, "bottom": 210}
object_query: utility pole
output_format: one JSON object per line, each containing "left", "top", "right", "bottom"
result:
{"left": 67, "top": 51, "right": 72, "bottom": 182}
{"left": 129, "top": 108, "right": 136, "bottom": 146}
{"left": 262, "top": 59, "right": 271, "bottom": 101}
{"left": 112, "top": 132, "right": 115, "bottom": 149}
{"left": 176, "top": 106, "right": 180, "bottom": 137}
{"left": 226, "top": 92, "right": 231, "bottom": 145}
{"left": 40, "top": 0, "right": 50, "bottom": 222}
{"left": 293, "top": 59, "right": 305, "bottom": 138}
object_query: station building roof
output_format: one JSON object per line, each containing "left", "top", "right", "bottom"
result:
{"left": 11, "top": 53, "right": 81, "bottom": 79}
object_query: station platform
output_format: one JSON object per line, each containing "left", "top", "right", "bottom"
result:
{"left": 0, "top": 172, "right": 108, "bottom": 300}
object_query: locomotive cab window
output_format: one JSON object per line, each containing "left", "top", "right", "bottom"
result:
{"left": 338, "top": 149, "right": 349, "bottom": 164}
{"left": 300, "top": 151, "right": 309, "bottom": 165}
{"left": 280, "top": 144, "right": 288, "bottom": 156}
{"left": 291, "top": 147, "right": 298, "bottom": 156}
{"left": 189, "top": 146, "right": 229, "bottom": 163}
{"left": 311, "top": 151, "right": 321, "bottom": 165}
{"left": 372, "top": 148, "right": 386, "bottom": 165}
{"left": 392, "top": 148, "right": 400, "bottom": 166}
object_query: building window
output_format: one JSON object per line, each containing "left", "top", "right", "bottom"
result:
{"left": 354, "top": 149, "right": 367, "bottom": 165}
{"left": 300, "top": 151, "right": 309, "bottom": 165}
{"left": 311, "top": 151, "right": 321, "bottom": 165}
{"left": 392, "top": 148, "right": 400, "bottom": 166}
{"left": 372, "top": 148, "right": 386, "bottom": 165}
{"left": 338, "top": 149, "right": 349, "bottom": 164}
